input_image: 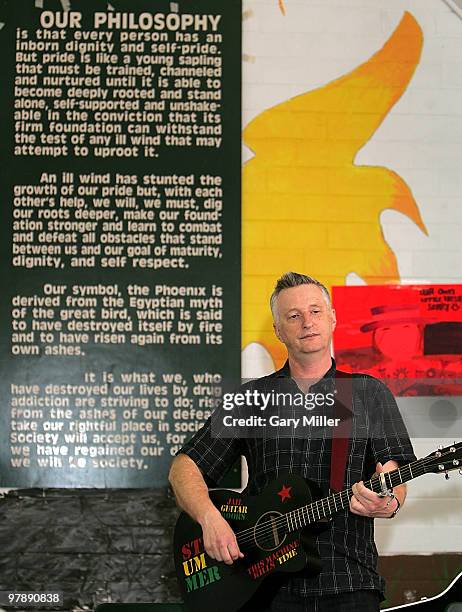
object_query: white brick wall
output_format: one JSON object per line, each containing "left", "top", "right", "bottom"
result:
{"left": 243, "top": 0, "right": 462, "bottom": 554}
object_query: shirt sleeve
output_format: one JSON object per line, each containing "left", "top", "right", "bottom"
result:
{"left": 176, "top": 407, "right": 243, "bottom": 487}
{"left": 366, "top": 376, "right": 417, "bottom": 466}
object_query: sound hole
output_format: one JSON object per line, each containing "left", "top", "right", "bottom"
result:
{"left": 253, "top": 511, "right": 286, "bottom": 551}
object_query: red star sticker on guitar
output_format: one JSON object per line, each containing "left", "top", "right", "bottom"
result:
{"left": 277, "top": 484, "right": 292, "bottom": 502}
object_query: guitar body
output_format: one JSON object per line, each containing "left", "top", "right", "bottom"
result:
{"left": 173, "top": 475, "right": 327, "bottom": 612}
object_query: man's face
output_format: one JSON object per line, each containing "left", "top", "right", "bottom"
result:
{"left": 273, "top": 284, "right": 336, "bottom": 359}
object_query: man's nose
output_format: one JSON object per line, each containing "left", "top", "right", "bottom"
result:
{"left": 301, "top": 313, "right": 314, "bottom": 327}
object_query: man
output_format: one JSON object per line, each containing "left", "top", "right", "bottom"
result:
{"left": 169, "top": 272, "right": 416, "bottom": 611}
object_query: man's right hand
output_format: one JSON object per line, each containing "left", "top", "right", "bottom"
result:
{"left": 169, "top": 454, "right": 244, "bottom": 565}
{"left": 199, "top": 506, "right": 244, "bottom": 565}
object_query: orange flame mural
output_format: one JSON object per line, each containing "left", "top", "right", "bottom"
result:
{"left": 242, "top": 12, "right": 427, "bottom": 367}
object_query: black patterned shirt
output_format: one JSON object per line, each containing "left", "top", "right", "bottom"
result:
{"left": 177, "top": 359, "right": 416, "bottom": 598}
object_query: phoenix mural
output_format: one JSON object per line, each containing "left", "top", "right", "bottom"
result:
{"left": 242, "top": 12, "right": 427, "bottom": 369}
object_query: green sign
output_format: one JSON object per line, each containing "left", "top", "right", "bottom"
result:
{"left": 0, "top": 0, "right": 241, "bottom": 487}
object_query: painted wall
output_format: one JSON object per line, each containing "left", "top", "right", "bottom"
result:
{"left": 241, "top": 0, "right": 462, "bottom": 555}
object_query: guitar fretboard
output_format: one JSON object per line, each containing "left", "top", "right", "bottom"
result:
{"left": 276, "top": 458, "right": 425, "bottom": 535}
{"left": 234, "top": 443, "right": 460, "bottom": 548}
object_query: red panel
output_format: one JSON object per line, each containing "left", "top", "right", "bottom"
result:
{"left": 332, "top": 285, "right": 462, "bottom": 396}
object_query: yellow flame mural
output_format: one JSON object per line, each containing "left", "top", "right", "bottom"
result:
{"left": 242, "top": 12, "right": 427, "bottom": 367}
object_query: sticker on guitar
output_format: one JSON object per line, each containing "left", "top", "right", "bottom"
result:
{"left": 220, "top": 496, "right": 248, "bottom": 520}
{"left": 181, "top": 537, "right": 222, "bottom": 593}
{"left": 247, "top": 539, "right": 300, "bottom": 580}
{"left": 277, "top": 484, "right": 292, "bottom": 502}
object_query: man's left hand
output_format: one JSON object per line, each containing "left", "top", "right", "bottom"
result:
{"left": 350, "top": 461, "right": 401, "bottom": 518}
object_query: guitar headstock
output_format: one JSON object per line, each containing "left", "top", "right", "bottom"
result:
{"left": 423, "top": 442, "right": 462, "bottom": 476}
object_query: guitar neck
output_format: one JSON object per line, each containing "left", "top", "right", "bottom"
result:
{"left": 285, "top": 457, "right": 426, "bottom": 533}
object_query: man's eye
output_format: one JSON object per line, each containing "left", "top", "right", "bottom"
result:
{"left": 311, "top": 310, "right": 320, "bottom": 315}
{"left": 289, "top": 314, "right": 299, "bottom": 319}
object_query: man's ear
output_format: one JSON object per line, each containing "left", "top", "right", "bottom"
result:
{"left": 331, "top": 308, "right": 337, "bottom": 331}
{"left": 273, "top": 321, "right": 282, "bottom": 342}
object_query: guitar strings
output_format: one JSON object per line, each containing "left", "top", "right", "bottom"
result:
{"left": 235, "top": 446, "right": 459, "bottom": 547}
{"left": 230, "top": 452, "right": 451, "bottom": 549}
{"left": 235, "top": 460, "right": 429, "bottom": 548}
{"left": 234, "top": 462, "right": 427, "bottom": 548}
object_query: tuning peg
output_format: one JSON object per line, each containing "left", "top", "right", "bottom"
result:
{"left": 445, "top": 472, "right": 450, "bottom": 480}
{"left": 438, "top": 444, "right": 444, "bottom": 450}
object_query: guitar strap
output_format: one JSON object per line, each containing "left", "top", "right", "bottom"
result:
{"left": 329, "top": 370, "right": 353, "bottom": 492}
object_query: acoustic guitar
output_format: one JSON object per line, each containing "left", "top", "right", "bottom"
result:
{"left": 173, "top": 442, "right": 462, "bottom": 612}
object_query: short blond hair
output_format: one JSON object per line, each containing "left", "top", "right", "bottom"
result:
{"left": 270, "top": 272, "right": 331, "bottom": 320}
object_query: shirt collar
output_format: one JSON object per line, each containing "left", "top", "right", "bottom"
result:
{"left": 273, "top": 358, "right": 336, "bottom": 382}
